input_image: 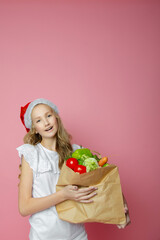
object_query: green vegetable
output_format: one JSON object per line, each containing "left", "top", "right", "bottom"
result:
{"left": 78, "top": 159, "right": 84, "bottom": 165}
{"left": 80, "top": 154, "right": 90, "bottom": 161}
{"left": 72, "top": 148, "right": 93, "bottom": 160}
{"left": 103, "top": 163, "right": 109, "bottom": 167}
{"left": 83, "top": 158, "right": 99, "bottom": 172}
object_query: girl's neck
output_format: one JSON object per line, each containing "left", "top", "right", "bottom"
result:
{"left": 40, "top": 137, "right": 57, "bottom": 151}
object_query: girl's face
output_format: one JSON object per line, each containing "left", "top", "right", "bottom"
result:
{"left": 31, "top": 104, "right": 58, "bottom": 139}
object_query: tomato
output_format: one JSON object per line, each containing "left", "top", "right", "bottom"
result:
{"left": 66, "top": 158, "right": 79, "bottom": 170}
{"left": 74, "top": 165, "right": 86, "bottom": 174}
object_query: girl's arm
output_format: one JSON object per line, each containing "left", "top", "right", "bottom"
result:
{"left": 18, "top": 156, "right": 97, "bottom": 217}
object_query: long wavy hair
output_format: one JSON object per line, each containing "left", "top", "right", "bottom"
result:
{"left": 18, "top": 106, "right": 73, "bottom": 180}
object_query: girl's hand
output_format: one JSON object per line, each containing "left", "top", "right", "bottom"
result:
{"left": 117, "top": 195, "right": 131, "bottom": 229}
{"left": 62, "top": 185, "right": 98, "bottom": 203}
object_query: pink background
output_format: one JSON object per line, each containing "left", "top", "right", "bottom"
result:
{"left": 0, "top": 0, "right": 160, "bottom": 239}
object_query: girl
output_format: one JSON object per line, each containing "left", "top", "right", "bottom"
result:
{"left": 16, "top": 98, "right": 98, "bottom": 240}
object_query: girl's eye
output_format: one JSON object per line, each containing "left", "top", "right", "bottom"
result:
{"left": 36, "top": 120, "right": 40, "bottom": 123}
{"left": 48, "top": 114, "right": 52, "bottom": 117}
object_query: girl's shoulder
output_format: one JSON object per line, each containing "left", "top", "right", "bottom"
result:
{"left": 16, "top": 143, "right": 37, "bottom": 157}
{"left": 16, "top": 143, "right": 54, "bottom": 173}
{"left": 16, "top": 143, "right": 38, "bottom": 170}
{"left": 16, "top": 143, "right": 36, "bottom": 150}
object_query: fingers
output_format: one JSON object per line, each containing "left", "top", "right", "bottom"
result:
{"left": 75, "top": 187, "right": 97, "bottom": 200}
{"left": 70, "top": 185, "right": 78, "bottom": 191}
{"left": 64, "top": 185, "right": 98, "bottom": 203}
{"left": 117, "top": 224, "right": 122, "bottom": 229}
{"left": 124, "top": 206, "right": 128, "bottom": 213}
{"left": 74, "top": 190, "right": 97, "bottom": 203}
{"left": 71, "top": 186, "right": 98, "bottom": 203}
{"left": 70, "top": 185, "right": 98, "bottom": 196}
{"left": 117, "top": 211, "right": 131, "bottom": 229}
{"left": 123, "top": 201, "right": 129, "bottom": 214}
{"left": 79, "top": 199, "right": 94, "bottom": 203}
{"left": 117, "top": 222, "right": 127, "bottom": 229}
{"left": 78, "top": 191, "right": 97, "bottom": 201}
{"left": 77, "top": 186, "right": 98, "bottom": 194}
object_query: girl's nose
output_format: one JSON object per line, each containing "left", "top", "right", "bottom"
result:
{"left": 44, "top": 118, "right": 49, "bottom": 125}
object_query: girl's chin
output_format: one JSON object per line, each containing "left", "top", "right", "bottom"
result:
{"left": 41, "top": 132, "right": 57, "bottom": 139}
{"left": 45, "top": 133, "right": 56, "bottom": 137}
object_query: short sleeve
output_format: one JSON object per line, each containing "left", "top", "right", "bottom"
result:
{"left": 16, "top": 144, "right": 38, "bottom": 171}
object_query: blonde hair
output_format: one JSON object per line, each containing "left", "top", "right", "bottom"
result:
{"left": 18, "top": 106, "right": 73, "bottom": 180}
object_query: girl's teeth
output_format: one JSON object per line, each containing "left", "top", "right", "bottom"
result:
{"left": 46, "top": 127, "right": 52, "bottom": 131}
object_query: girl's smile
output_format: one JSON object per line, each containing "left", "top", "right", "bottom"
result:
{"left": 45, "top": 126, "right": 53, "bottom": 132}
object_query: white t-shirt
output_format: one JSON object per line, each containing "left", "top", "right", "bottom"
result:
{"left": 16, "top": 143, "right": 88, "bottom": 240}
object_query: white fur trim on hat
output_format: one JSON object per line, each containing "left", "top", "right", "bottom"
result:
{"left": 24, "top": 98, "right": 59, "bottom": 129}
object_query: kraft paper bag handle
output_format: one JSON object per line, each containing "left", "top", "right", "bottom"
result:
{"left": 90, "top": 150, "right": 118, "bottom": 160}
{"left": 80, "top": 145, "right": 119, "bottom": 161}
{"left": 90, "top": 150, "right": 102, "bottom": 159}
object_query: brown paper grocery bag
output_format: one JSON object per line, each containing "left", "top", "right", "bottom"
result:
{"left": 56, "top": 163, "right": 126, "bottom": 225}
